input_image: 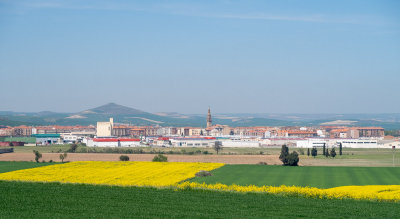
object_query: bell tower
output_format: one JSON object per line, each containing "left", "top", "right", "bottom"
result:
{"left": 207, "top": 107, "right": 212, "bottom": 128}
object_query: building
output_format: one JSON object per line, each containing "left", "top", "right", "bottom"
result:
{"left": 112, "top": 125, "right": 132, "bottom": 137}
{"left": 86, "top": 138, "right": 141, "bottom": 147}
{"left": 32, "top": 134, "right": 61, "bottom": 145}
{"left": 97, "top": 118, "right": 114, "bottom": 137}
{"left": 296, "top": 138, "right": 379, "bottom": 148}
{"left": 11, "top": 126, "right": 32, "bottom": 136}
{"left": 170, "top": 137, "right": 216, "bottom": 147}
{"left": 347, "top": 127, "right": 384, "bottom": 139}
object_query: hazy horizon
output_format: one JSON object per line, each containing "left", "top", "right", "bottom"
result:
{"left": 1, "top": 1, "right": 399, "bottom": 114}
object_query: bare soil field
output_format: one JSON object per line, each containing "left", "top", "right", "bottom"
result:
{"left": 1, "top": 152, "right": 398, "bottom": 166}
{"left": 0, "top": 153, "right": 282, "bottom": 164}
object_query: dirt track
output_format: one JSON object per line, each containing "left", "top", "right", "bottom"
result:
{"left": 0, "top": 153, "right": 281, "bottom": 164}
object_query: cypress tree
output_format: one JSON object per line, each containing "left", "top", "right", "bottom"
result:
{"left": 339, "top": 143, "right": 343, "bottom": 156}
{"left": 307, "top": 148, "right": 310, "bottom": 156}
{"left": 322, "top": 143, "right": 326, "bottom": 156}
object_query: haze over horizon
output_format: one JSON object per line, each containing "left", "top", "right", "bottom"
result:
{"left": 1, "top": 0, "right": 399, "bottom": 114}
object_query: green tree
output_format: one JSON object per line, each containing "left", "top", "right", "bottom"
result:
{"left": 33, "top": 150, "right": 42, "bottom": 163}
{"left": 307, "top": 148, "right": 310, "bottom": 156}
{"left": 325, "top": 148, "right": 329, "bottom": 157}
{"left": 59, "top": 153, "right": 68, "bottom": 163}
{"left": 287, "top": 151, "right": 299, "bottom": 166}
{"left": 279, "top": 145, "right": 289, "bottom": 165}
{"left": 339, "top": 143, "right": 343, "bottom": 156}
{"left": 330, "top": 148, "right": 337, "bottom": 158}
{"left": 152, "top": 154, "right": 168, "bottom": 162}
{"left": 322, "top": 143, "right": 326, "bottom": 156}
{"left": 311, "top": 147, "right": 317, "bottom": 158}
{"left": 214, "top": 141, "right": 223, "bottom": 155}
{"left": 119, "top": 155, "right": 129, "bottom": 161}
{"left": 68, "top": 144, "right": 78, "bottom": 153}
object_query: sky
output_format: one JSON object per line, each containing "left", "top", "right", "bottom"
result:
{"left": 0, "top": 0, "right": 399, "bottom": 114}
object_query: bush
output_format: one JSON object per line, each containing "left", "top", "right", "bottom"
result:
{"left": 119, "top": 155, "right": 130, "bottom": 161}
{"left": 195, "top": 170, "right": 212, "bottom": 177}
{"left": 311, "top": 147, "right": 317, "bottom": 158}
{"left": 287, "top": 151, "right": 299, "bottom": 166}
{"left": 49, "top": 160, "right": 53, "bottom": 163}
{"left": 330, "top": 148, "right": 337, "bottom": 158}
{"left": 68, "top": 144, "right": 78, "bottom": 153}
{"left": 298, "top": 148, "right": 305, "bottom": 155}
{"left": 152, "top": 154, "right": 168, "bottom": 162}
{"left": 59, "top": 153, "right": 68, "bottom": 163}
{"left": 280, "top": 145, "right": 299, "bottom": 166}
{"left": 202, "top": 151, "right": 209, "bottom": 155}
{"left": 258, "top": 162, "right": 268, "bottom": 165}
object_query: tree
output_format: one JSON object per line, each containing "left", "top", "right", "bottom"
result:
{"left": 279, "top": 145, "right": 299, "bottom": 166}
{"left": 322, "top": 143, "right": 326, "bottom": 156}
{"left": 119, "top": 155, "right": 129, "bottom": 161}
{"left": 33, "top": 150, "right": 42, "bottom": 163}
{"left": 325, "top": 148, "right": 329, "bottom": 157}
{"left": 59, "top": 153, "right": 68, "bottom": 163}
{"left": 287, "top": 151, "right": 299, "bottom": 166}
{"left": 229, "top": 130, "right": 234, "bottom": 135}
{"left": 307, "top": 148, "right": 310, "bottom": 156}
{"left": 152, "top": 154, "right": 168, "bottom": 162}
{"left": 200, "top": 130, "right": 204, "bottom": 136}
{"left": 279, "top": 145, "right": 289, "bottom": 165}
{"left": 68, "top": 144, "right": 78, "bottom": 153}
{"left": 330, "top": 148, "right": 337, "bottom": 158}
{"left": 214, "top": 141, "right": 223, "bottom": 155}
{"left": 311, "top": 147, "right": 317, "bottom": 158}
{"left": 339, "top": 143, "right": 343, "bottom": 156}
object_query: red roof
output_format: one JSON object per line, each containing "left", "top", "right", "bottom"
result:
{"left": 93, "top": 138, "right": 140, "bottom": 142}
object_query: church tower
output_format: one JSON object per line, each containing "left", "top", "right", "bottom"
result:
{"left": 207, "top": 107, "right": 212, "bottom": 128}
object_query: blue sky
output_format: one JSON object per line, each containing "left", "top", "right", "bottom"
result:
{"left": 0, "top": 0, "right": 399, "bottom": 114}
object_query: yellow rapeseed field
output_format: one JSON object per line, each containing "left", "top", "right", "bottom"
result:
{"left": 0, "top": 161, "right": 224, "bottom": 187}
{"left": 176, "top": 182, "right": 400, "bottom": 202}
{"left": 1, "top": 161, "right": 399, "bottom": 202}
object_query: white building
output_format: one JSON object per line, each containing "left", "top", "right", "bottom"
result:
{"left": 296, "top": 138, "right": 379, "bottom": 148}
{"left": 86, "top": 138, "right": 141, "bottom": 147}
{"left": 220, "top": 140, "right": 260, "bottom": 148}
{"left": 170, "top": 137, "right": 216, "bottom": 147}
{"left": 96, "top": 118, "right": 113, "bottom": 137}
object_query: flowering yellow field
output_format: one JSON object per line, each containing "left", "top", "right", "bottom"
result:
{"left": 176, "top": 182, "right": 400, "bottom": 202}
{"left": 1, "top": 161, "right": 399, "bottom": 202}
{"left": 0, "top": 161, "right": 224, "bottom": 187}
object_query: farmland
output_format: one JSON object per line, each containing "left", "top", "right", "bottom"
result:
{"left": 4, "top": 146, "right": 400, "bottom": 167}
{"left": 190, "top": 165, "right": 400, "bottom": 188}
{"left": 0, "top": 161, "right": 400, "bottom": 218}
{"left": 1, "top": 181, "right": 400, "bottom": 218}
{"left": 0, "top": 161, "right": 57, "bottom": 173}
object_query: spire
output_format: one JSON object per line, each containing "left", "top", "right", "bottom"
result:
{"left": 207, "top": 107, "right": 212, "bottom": 128}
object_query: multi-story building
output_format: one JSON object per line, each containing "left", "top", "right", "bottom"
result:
{"left": 96, "top": 118, "right": 114, "bottom": 137}
{"left": 348, "top": 127, "right": 384, "bottom": 138}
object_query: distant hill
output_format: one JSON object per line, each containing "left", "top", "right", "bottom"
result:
{"left": 85, "top": 103, "right": 146, "bottom": 115}
{"left": 0, "top": 103, "right": 400, "bottom": 129}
